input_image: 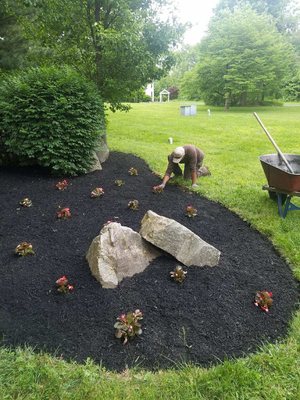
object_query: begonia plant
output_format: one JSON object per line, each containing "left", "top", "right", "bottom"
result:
{"left": 254, "top": 290, "right": 273, "bottom": 312}
{"left": 128, "top": 200, "right": 139, "bottom": 210}
{"left": 90, "top": 187, "right": 104, "bottom": 198}
{"left": 19, "top": 198, "right": 32, "bottom": 207}
{"left": 56, "top": 275, "right": 74, "bottom": 294}
{"left": 57, "top": 207, "right": 71, "bottom": 219}
{"left": 185, "top": 205, "right": 197, "bottom": 218}
{"left": 114, "top": 179, "right": 125, "bottom": 187}
{"left": 15, "top": 242, "right": 35, "bottom": 256}
{"left": 152, "top": 185, "right": 164, "bottom": 194}
{"left": 170, "top": 265, "right": 187, "bottom": 283}
{"left": 55, "top": 180, "right": 68, "bottom": 190}
{"left": 114, "top": 309, "right": 143, "bottom": 344}
{"left": 128, "top": 167, "right": 138, "bottom": 176}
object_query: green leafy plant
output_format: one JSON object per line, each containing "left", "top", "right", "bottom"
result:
{"left": 114, "top": 179, "right": 125, "bottom": 187}
{"left": 90, "top": 187, "right": 104, "bottom": 198}
{"left": 55, "top": 180, "right": 68, "bottom": 190}
{"left": 128, "top": 200, "right": 139, "bottom": 210}
{"left": 128, "top": 167, "right": 138, "bottom": 176}
{"left": 15, "top": 242, "right": 35, "bottom": 256}
{"left": 19, "top": 198, "right": 32, "bottom": 207}
{"left": 114, "top": 309, "right": 143, "bottom": 345}
{"left": 254, "top": 290, "right": 273, "bottom": 312}
{"left": 170, "top": 265, "right": 187, "bottom": 283}
{"left": 56, "top": 275, "right": 74, "bottom": 294}
{"left": 185, "top": 205, "right": 197, "bottom": 218}
{"left": 0, "top": 66, "right": 105, "bottom": 175}
{"left": 57, "top": 207, "right": 71, "bottom": 219}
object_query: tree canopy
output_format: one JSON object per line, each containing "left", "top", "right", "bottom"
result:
{"left": 4, "top": 0, "right": 184, "bottom": 110}
{"left": 0, "top": 4, "right": 28, "bottom": 72}
{"left": 196, "top": 6, "right": 295, "bottom": 108}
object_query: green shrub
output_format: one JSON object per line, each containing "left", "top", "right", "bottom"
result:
{"left": 0, "top": 66, "right": 105, "bottom": 175}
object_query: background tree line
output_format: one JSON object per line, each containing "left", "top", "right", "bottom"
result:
{"left": 156, "top": 0, "right": 300, "bottom": 108}
{"left": 1, "top": 0, "right": 299, "bottom": 109}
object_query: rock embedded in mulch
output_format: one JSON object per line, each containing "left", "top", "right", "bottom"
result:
{"left": 140, "top": 210, "right": 220, "bottom": 267}
{"left": 86, "top": 222, "right": 161, "bottom": 288}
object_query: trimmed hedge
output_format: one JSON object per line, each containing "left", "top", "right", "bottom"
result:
{"left": 0, "top": 66, "right": 105, "bottom": 175}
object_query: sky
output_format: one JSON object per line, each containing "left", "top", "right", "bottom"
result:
{"left": 173, "top": 0, "right": 220, "bottom": 45}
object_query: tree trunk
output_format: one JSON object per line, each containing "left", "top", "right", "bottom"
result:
{"left": 224, "top": 92, "right": 231, "bottom": 111}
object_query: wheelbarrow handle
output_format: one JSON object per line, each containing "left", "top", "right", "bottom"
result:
{"left": 253, "top": 112, "right": 294, "bottom": 174}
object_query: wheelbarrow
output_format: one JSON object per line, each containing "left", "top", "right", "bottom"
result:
{"left": 254, "top": 112, "right": 300, "bottom": 218}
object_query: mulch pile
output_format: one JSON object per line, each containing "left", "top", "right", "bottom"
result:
{"left": 0, "top": 152, "right": 298, "bottom": 371}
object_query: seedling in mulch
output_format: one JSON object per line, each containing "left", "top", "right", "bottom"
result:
{"left": 55, "top": 180, "right": 68, "bottom": 190}
{"left": 114, "top": 309, "right": 143, "bottom": 345}
{"left": 128, "top": 167, "right": 138, "bottom": 176}
{"left": 128, "top": 200, "right": 139, "bottom": 210}
{"left": 15, "top": 242, "right": 35, "bottom": 256}
{"left": 114, "top": 179, "right": 125, "bottom": 186}
{"left": 185, "top": 205, "right": 197, "bottom": 218}
{"left": 90, "top": 187, "right": 104, "bottom": 198}
{"left": 57, "top": 207, "right": 71, "bottom": 219}
{"left": 19, "top": 197, "right": 32, "bottom": 207}
{"left": 56, "top": 275, "right": 74, "bottom": 294}
{"left": 170, "top": 265, "right": 187, "bottom": 283}
{"left": 180, "top": 326, "right": 192, "bottom": 349}
{"left": 254, "top": 290, "right": 273, "bottom": 312}
{"left": 152, "top": 185, "right": 164, "bottom": 194}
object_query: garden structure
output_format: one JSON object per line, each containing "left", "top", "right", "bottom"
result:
{"left": 0, "top": 152, "right": 298, "bottom": 372}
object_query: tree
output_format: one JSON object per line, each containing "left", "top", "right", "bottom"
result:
{"left": 9, "top": 0, "right": 184, "bottom": 110}
{"left": 0, "top": 4, "right": 28, "bottom": 72}
{"left": 179, "top": 67, "right": 202, "bottom": 100}
{"left": 196, "top": 6, "right": 295, "bottom": 109}
{"left": 214, "top": 0, "right": 299, "bottom": 33}
{"left": 154, "top": 44, "right": 200, "bottom": 98}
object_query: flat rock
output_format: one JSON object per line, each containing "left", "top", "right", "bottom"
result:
{"left": 140, "top": 210, "right": 220, "bottom": 267}
{"left": 86, "top": 222, "right": 161, "bottom": 288}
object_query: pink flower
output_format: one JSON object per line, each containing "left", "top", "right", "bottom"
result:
{"left": 56, "top": 180, "right": 68, "bottom": 190}
{"left": 56, "top": 275, "right": 68, "bottom": 286}
{"left": 67, "top": 284, "right": 74, "bottom": 292}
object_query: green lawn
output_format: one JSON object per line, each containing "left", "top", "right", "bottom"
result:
{"left": 1, "top": 102, "right": 299, "bottom": 400}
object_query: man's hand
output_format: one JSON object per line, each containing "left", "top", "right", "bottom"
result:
{"left": 154, "top": 183, "right": 165, "bottom": 189}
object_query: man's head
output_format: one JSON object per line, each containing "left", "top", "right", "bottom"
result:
{"left": 172, "top": 146, "right": 185, "bottom": 163}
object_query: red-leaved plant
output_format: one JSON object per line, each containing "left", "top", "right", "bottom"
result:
{"left": 128, "top": 200, "right": 139, "bottom": 210}
{"left": 185, "top": 205, "right": 197, "bottom": 218}
{"left": 57, "top": 207, "right": 71, "bottom": 219}
{"left": 55, "top": 180, "right": 68, "bottom": 190}
{"left": 254, "top": 290, "right": 273, "bottom": 312}
{"left": 152, "top": 185, "right": 164, "bottom": 194}
{"left": 128, "top": 167, "right": 138, "bottom": 176}
{"left": 56, "top": 275, "right": 74, "bottom": 294}
{"left": 90, "top": 187, "right": 104, "bottom": 198}
{"left": 15, "top": 242, "right": 35, "bottom": 256}
{"left": 19, "top": 198, "right": 32, "bottom": 207}
{"left": 114, "top": 179, "right": 125, "bottom": 187}
{"left": 114, "top": 309, "right": 143, "bottom": 344}
{"left": 170, "top": 265, "right": 187, "bottom": 283}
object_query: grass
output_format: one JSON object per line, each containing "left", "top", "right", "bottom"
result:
{"left": 1, "top": 101, "right": 299, "bottom": 400}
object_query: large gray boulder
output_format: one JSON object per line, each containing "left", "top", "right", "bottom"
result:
{"left": 140, "top": 210, "right": 220, "bottom": 267}
{"left": 86, "top": 222, "right": 161, "bottom": 288}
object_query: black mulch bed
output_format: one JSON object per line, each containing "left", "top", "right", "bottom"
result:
{"left": 0, "top": 152, "right": 299, "bottom": 372}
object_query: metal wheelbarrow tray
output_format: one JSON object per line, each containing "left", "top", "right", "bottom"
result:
{"left": 260, "top": 153, "right": 300, "bottom": 218}
{"left": 253, "top": 113, "right": 300, "bottom": 218}
{"left": 260, "top": 153, "right": 300, "bottom": 192}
